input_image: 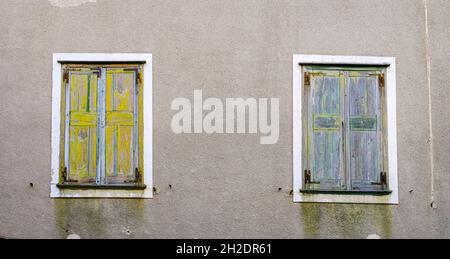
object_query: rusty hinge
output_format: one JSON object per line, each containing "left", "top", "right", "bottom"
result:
{"left": 371, "top": 172, "right": 388, "bottom": 187}
{"left": 124, "top": 168, "right": 142, "bottom": 184}
{"left": 304, "top": 170, "right": 311, "bottom": 184}
{"left": 380, "top": 171, "right": 388, "bottom": 187}
{"left": 379, "top": 74, "right": 385, "bottom": 88}
{"left": 61, "top": 167, "right": 77, "bottom": 183}
{"left": 137, "top": 72, "right": 143, "bottom": 85}
{"left": 63, "top": 71, "right": 69, "bottom": 83}
{"left": 61, "top": 167, "right": 67, "bottom": 183}
{"left": 124, "top": 69, "right": 142, "bottom": 85}
{"left": 92, "top": 69, "right": 101, "bottom": 78}
{"left": 304, "top": 72, "right": 311, "bottom": 86}
{"left": 135, "top": 168, "right": 142, "bottom": 183}
{"left": 304, "top": 170, "right": 320, "bottom": 185}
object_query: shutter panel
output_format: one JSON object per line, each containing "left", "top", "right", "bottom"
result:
{"left": 105, "top": 69, "right": 138, "bottom": 184}
{"left": 348, "top": 72, "right": 384, "bottom": 191}
{"left": 307, "top": 71, "right": 345, "bottom": 191}
{"left": 67, "top": 71, "right": 99, "bottom": 183}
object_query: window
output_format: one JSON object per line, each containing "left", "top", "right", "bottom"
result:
{"left": 60, "top": 64, "right": 144, "bottom": 187}
{"left": 51, "top": 54, "right": 153, "bottom": 198}
{"left": 293, "top": 55, "right": 398, "bottom": 204}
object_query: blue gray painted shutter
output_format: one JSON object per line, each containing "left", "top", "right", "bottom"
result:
{"left": 348, "top": 72, "right": 384, "bottom": 191}
{"left": 303, "top": 67, "right": 387, "bottom": 192}
{"left": 307, "top": 71, "right": 345, "bottom": 190}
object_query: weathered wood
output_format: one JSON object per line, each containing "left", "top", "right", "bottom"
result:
{"left": 106, "top": 112, "right": 134, "bottom": 126}
{"left": 348, "top": 73, "right": 383, "bottom": 191}
{"left": 61, "top": 64, "right": 143, "bottom": 187}
{"left": 70, "top": 112, "right": 98, "bottom": 126}
{"left": 105, "top": 70, "right": 137, "bottom": 184}
{"left": 307, "top": 71, "right": 344, "bottom": 190}
{"left": 57, "top": 183, "right": 147, "bottom": 190}
{"left": 67, "top": 72, "right": 98, "bottom": 183}
{"left": 303, "top": 67, "right": 387, "bottom": 192}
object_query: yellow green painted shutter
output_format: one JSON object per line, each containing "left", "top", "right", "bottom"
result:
{"left": 66, "top": 71, "right": 99, "bottom": 183}
{"left": 105, "top": 69, "right": 138, "bottom": 184}
{"left": 62, "top": 65, "right": 142, "bottom": 186}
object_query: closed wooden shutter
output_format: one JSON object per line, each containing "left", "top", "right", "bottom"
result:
{"left": 105, "top": 69, "right": 138, "bottom": 184}
{"left": 66, "top": 70, "right": 99, "bottom": 183}
{"left": 348, "top": 71, "right": 384, "bottom": 191}
{"left": 61, "top": 65, "right": 142, "bottom": 186}
{"left": 306, "top": 71, "right": 345, "bottom": 191}
{"left": 303, "top": 66, "right": 387, "bottom": 192}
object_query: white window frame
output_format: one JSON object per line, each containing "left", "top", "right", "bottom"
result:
{"left": 51, "top": 53, "right": 153, "bottom": 198}
{"left": 293, "top": 55, "right": 398, "bottom": 204}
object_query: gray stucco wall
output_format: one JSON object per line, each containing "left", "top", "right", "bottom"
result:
{"left": 429, "top": 0, "right": 450, "bottom": 239}
{"left": 0, "top": 0, "right": 448, "bottom": 239}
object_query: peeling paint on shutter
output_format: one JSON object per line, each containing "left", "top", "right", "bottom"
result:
{"left": 306, "top": 71, "right": 345, "bottom": 191}
{"left": 303, "top": 66, "right": 387, "bottom": 193}
{"left": 105, "top": 69, "right": 138, "bottom": 184}
{"left": 348, "top": 72, "right": 384, "bottom": 191}
{"left": 66, "top": 71, "right": 99, "bottom": 183}
{"left": 61, "top": 64, "right": 143, "bottom": 186}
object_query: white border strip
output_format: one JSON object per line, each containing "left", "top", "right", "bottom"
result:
{"left": 51, "top": 53, "right": 153, "bottom": 199}
{"left": 293, "top": 55, "right": 398, "bottom": 204}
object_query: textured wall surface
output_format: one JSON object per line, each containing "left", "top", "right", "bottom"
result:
{"left": 428, "top": 0, "right": 450, "bottom": 239}
{"left": 0, "top": 0, "right": 447, "bottom": 239}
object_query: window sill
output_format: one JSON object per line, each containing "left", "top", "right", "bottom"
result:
{"left": 300, "top": 189, "right": 392, "bottom": 196}
{"left": 57, "top": 183, "right": 147, "bottom": 191}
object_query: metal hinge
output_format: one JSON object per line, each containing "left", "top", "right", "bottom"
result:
{"left": 304, "top": 72, "right": 311, "bottom": 86}
{"left": 304, "top": 170, "right": 311, "bottom": 184}
{"left": 61, "top": 167, "right": 77, "bottom": 183}
{"left": 379, "top": 74, "right": 385, "bottom": 88}
{"left": 92, "top": 69, "right": 101, "bottom": 78}
{"left": 137, "top": 72, "right": 143, "bottom": 85}
{"left": 135, "top": 168, "right": 142, "bottom": 183}
{"left": 380, "top": 171, "right": 388, "bottom": 187}
{"left": 124, "top": 168, "right": 142, "bottom": 184}
{"left": 63, "top": 71, "right": 69, "bottom": 83}
{"left": 124, "top": 69, "right": 142, "bottom": 85}
{"left": 372, "top": 172, "right": 388, "bottom": 187}
{"left": 61, "top": 167, "right": 67, "bottom": 183}
{"left": 304, "top": 170, "right": 320, "bottom": 185}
